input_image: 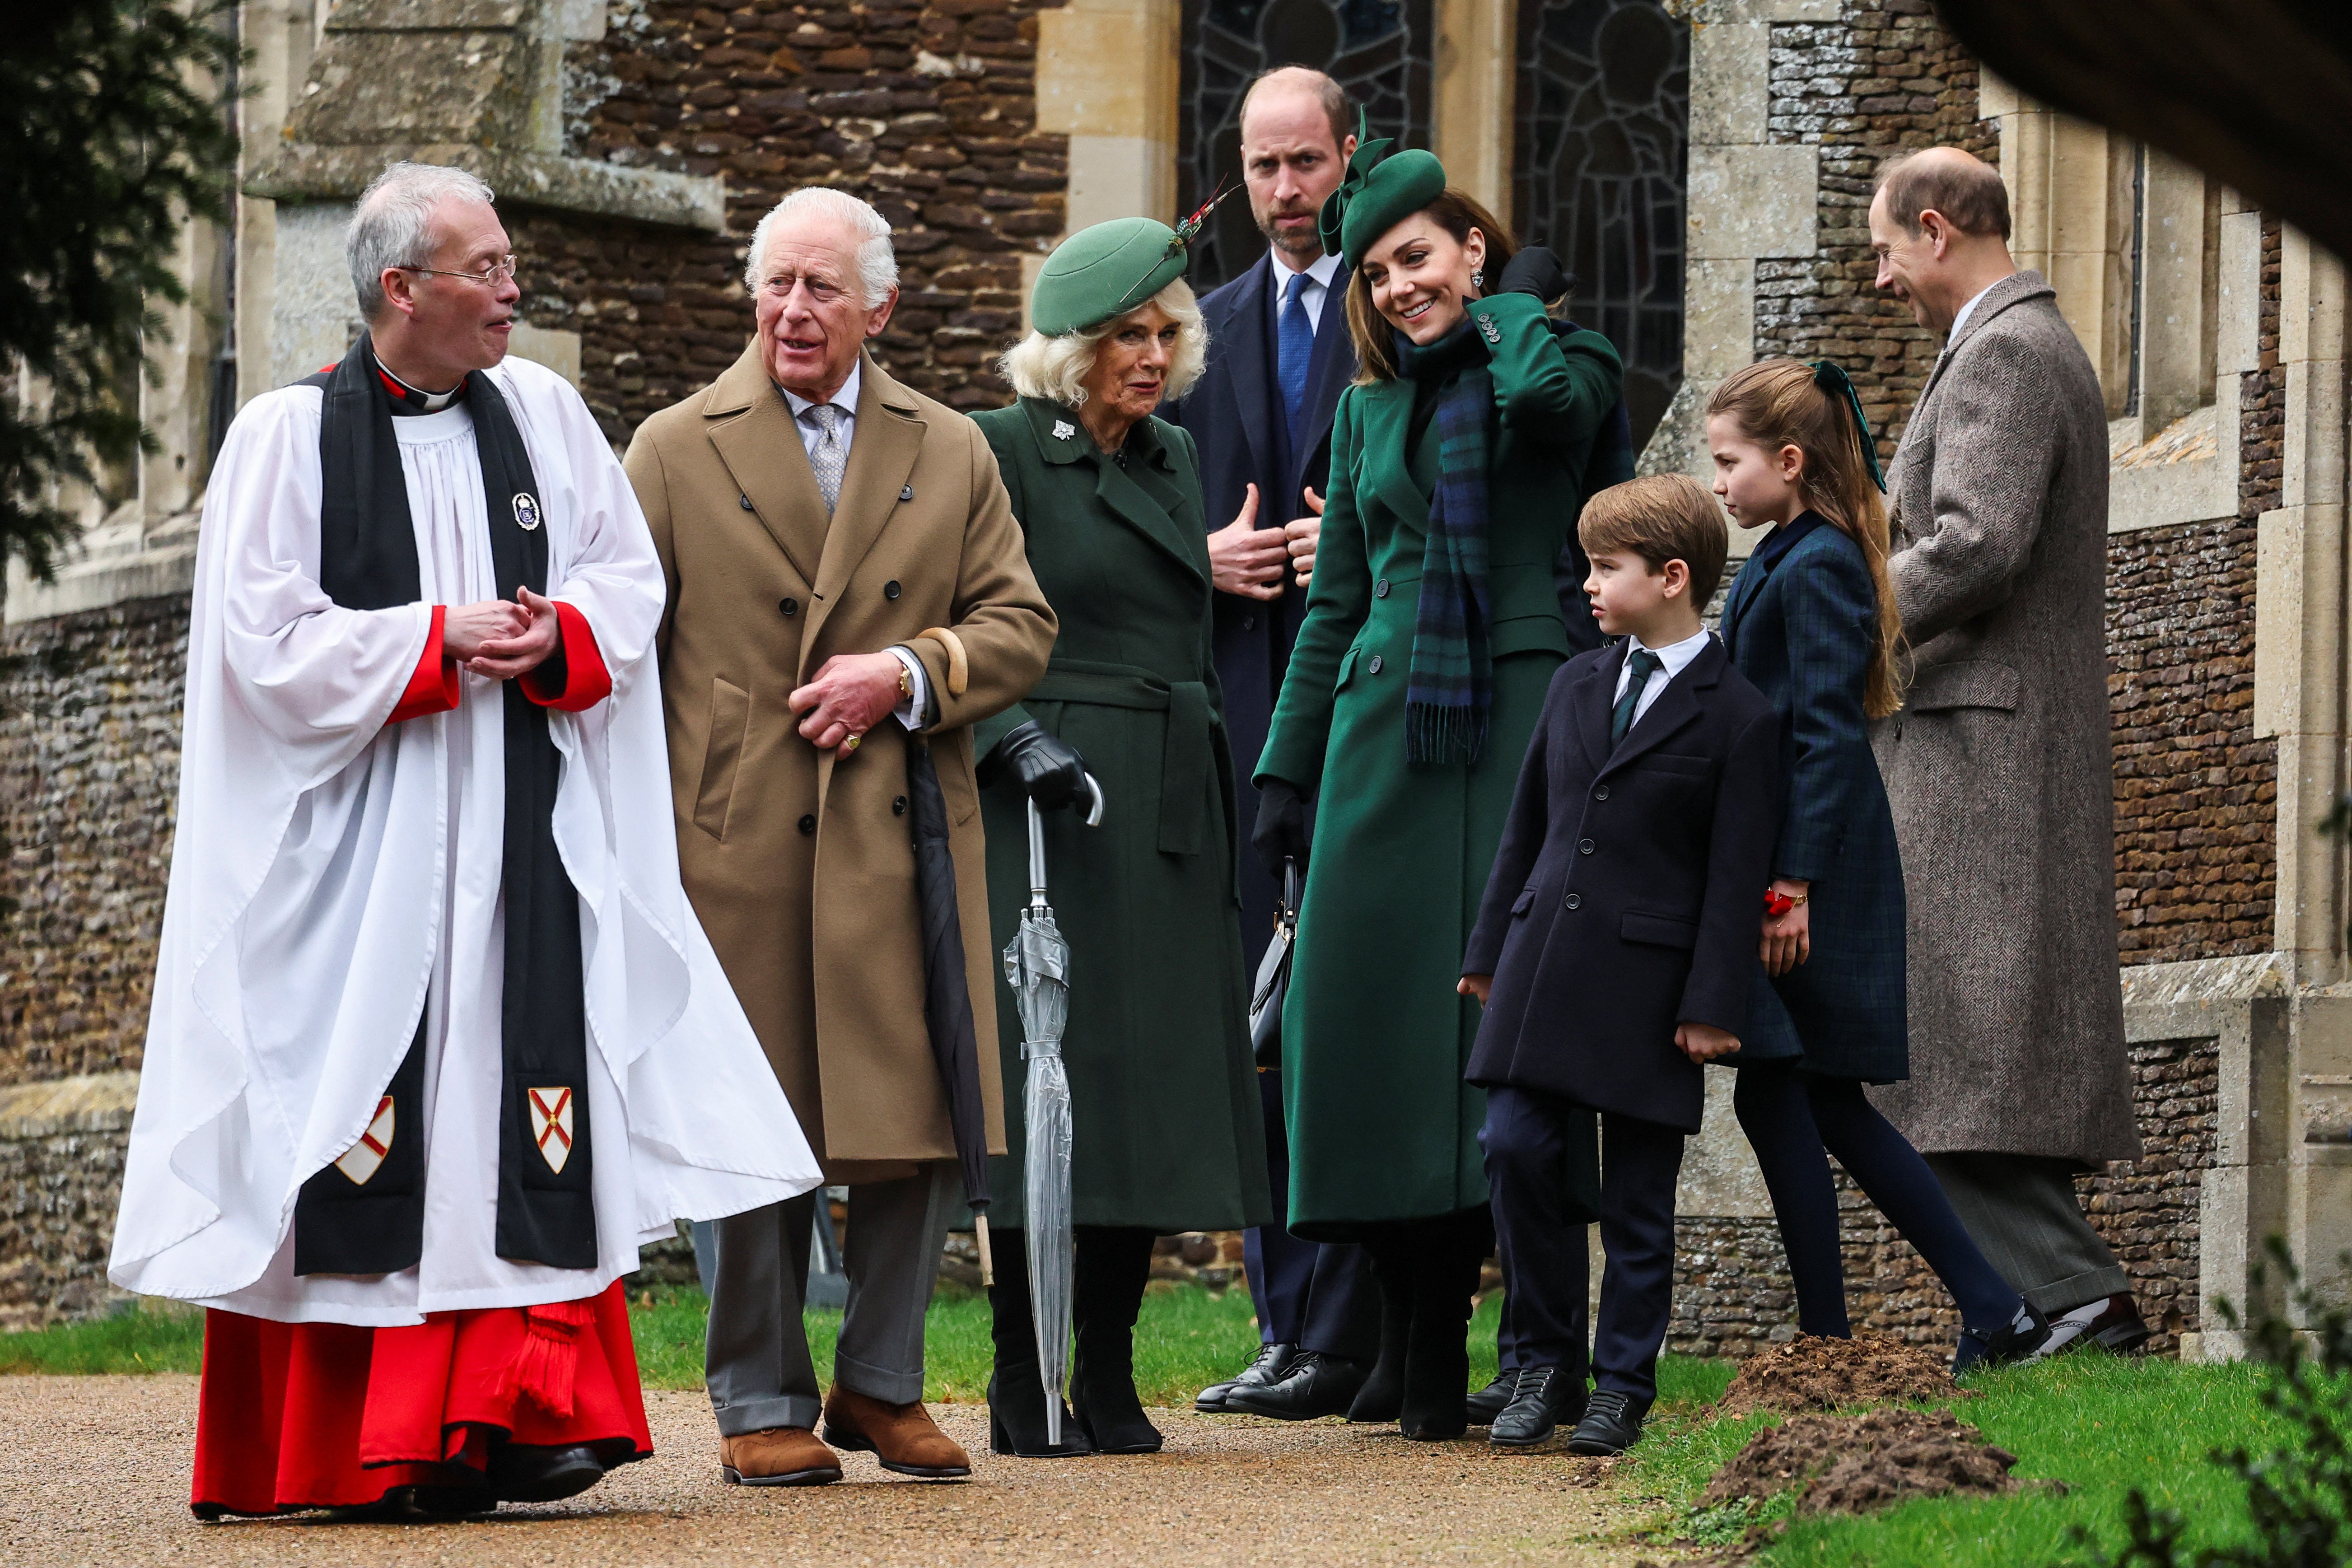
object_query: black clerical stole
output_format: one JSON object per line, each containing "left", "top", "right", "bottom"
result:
{"left": 289, "top": 334, "right": 597, "bottom": 1276}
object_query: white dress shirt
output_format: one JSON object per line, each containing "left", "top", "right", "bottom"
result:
{"left": 1610, "top": 627, "right": 1714, "bottom": 732}
{"left": 1948, "top": 278, "right": 2001, "bottom": 341}
{"left": 777, "top": 359, "right": 927, "bottom": 729}
{"left": 1269, "top": 248, "right": 1344, "bottom": 333}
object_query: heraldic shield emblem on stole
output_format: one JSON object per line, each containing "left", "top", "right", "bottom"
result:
{"left": 529, "top": 1087, "right": 575, "bottom": 1173}
{"left": 333, "top": 1096, "right": 396, "bottom": 1185}
{"left": 512, "top": 492, "right": 542, "bottom": 531}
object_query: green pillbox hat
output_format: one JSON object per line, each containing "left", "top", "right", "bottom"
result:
{"left": 1317, "top": 136, "right": 1447, "bottom": 267}
{"left": 1030, "top": 217, "right": 1190, "bottom": 337}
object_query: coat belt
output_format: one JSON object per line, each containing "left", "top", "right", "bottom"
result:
{"left": 1027, "top": 659, "right": 1215, "bottom": 856}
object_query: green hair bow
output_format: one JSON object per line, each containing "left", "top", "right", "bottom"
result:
{"left": 1812, "top": 359, "right": 1886, "bottom": 493}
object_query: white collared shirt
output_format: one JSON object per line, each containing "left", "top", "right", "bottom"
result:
{"left": 1269, "top": 248, "right": 1344, "bottom": 333}
{"left": 1948, "top": 278, "right": 2002, "bottom": 341}
{"left": 1610, "top": 627, "right": 1714, "bottom": 732}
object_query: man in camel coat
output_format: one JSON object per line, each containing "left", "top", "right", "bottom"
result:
{"left": 1866, "top": 146, "right": 2148, "bottom": 1355}
{"left": 625, "top": 187, "right": 1055, "bottom": 1485}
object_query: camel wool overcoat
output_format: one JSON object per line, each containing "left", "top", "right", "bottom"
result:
{"left": 1868, "top": 270, "right": 2140, "bottom": 1167}
{"left": 624, "top": 343, "right": 1057, "bottom": 1182}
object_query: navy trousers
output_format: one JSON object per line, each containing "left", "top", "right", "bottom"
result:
{"left": 1246, "top": 1069, "right": 1380, "bottom": 1360}
{"left": 1487, "top": 1087, "right": 1684, "bottom": 1404}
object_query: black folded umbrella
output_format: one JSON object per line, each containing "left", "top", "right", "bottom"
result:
{"left": 905, "top": 736, "right": 995, "bottom": 1284}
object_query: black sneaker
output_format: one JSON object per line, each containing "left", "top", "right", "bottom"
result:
{"left": 1489, "top": 1366, "right": 1584, "bottom": 1449}
{"left": 1465, "top": 1369, "right": 1519, "bottom": 1426}
{"left": 1563, "top": 1388, "right": 1648, "bottom": 1456}
{"left": 1954, "top": 1301, "right": 2052, "bottom": 1376}
{"left": 1196, "top": 1342, "right": 1295, "bottom": 1413}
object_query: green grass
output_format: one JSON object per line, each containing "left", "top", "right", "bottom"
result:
{"left": 0, "top": 1300, "right": 205, "bottom": 1374}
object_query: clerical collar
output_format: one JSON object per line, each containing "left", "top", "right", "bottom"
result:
{"left": 372, "top": 355, "right": 467, "bottom": 416}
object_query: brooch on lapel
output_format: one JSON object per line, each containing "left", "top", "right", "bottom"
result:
{"left": 1476, "top": 314, "right": 1502, "bottom": 346}
{"left": 512, "top": 492, "right": 543, "bottom": 531}
{"left": 1052, "top": 420, "right": 1077, "bottom": 443}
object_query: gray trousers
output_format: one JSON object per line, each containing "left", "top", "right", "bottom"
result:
{"left": 1925, "top": 1151, "right": 2130, "bottom": 1316}
{"left": 704, "top": 1162, "right": 957, "bottom": 1436}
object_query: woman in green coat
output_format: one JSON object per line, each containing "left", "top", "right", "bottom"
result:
{"left": 1252, "top": 144, "right": 1626, "bottom": 1439}
{"left": 968, "top": 217, "right": 1273, "bottom": 1459}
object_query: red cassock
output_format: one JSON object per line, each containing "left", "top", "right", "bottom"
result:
{"left": 191, "top": 1282, "right": 653, "bottom": 1516}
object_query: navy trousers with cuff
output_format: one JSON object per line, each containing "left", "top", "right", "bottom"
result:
{"left": 1487, "top": 1086, "right": 1684, "bottom": 1405}
{"left": 1246, "top": 1069, "right": 1380, "bottom": 1361}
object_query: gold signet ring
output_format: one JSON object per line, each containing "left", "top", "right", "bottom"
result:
{"left": 844, "top": 733, "right": 862, "bottom": 751}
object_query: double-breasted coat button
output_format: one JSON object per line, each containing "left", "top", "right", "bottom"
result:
{"left": 1594, "top": 784, "right": 1610, "bottom": 800}
{"left": 1241, "top": 613, "right": 1255, "bottom": 630}
{"left": 798, "top": 814, "right": 816, "bottom": 835}
{"left": 892, "top": 795, "right": 908, "bottom": 816}
{"left": 884, "top": 580, "right": 902, "bottom": 600}
{"left": 739, "top": 494, "right": 755, "bottom": 511}
{"left": 900, "top": 484, "right": 915, "bottom": 502}
{"left": 1578, "top": 838, "right": 1594, "bottom": 854}
{"left": 1564, "top": 892, "right": 1582, "bottom": 910}
{"left": 779, "top": 597, "right": 798, "bottom": 617}
{"left": 1374, "top": 579, "right": 1390, "bottom": 597}
{"left": 1367, "top": 653, "right": 1384, "bottom": 675}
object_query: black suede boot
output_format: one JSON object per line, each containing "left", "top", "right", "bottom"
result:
{"left": 985, "top": 1228, "right": 1092, "bottom": 1458}
{"left": 1346, "top": 1258, "right": 1411, "bottom": 1423}
{"left": 1369, "top": 1215, "right": 1485, "bottom": 1442}
{"left": 1069, "top": 1226, "right": 1163, "bottom": 1454}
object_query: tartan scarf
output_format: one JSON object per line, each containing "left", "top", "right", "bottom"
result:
{"left": 1398, "top": 319, "right": 1494, "bottom": 765}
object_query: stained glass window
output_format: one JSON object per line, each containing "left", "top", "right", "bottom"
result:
{"left": 1177, "top": 0, "right": 1435, "bottom": 292}
{"left": 1512, "top": 0, "right": 1688, "bottom": 450}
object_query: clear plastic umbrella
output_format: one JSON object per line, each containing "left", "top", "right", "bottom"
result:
{"left": 1001, "top": 775, "right": 1102, "bottom": 1446}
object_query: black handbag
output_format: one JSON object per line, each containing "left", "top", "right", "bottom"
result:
{"left": 1249, "top": 859, "right": 1298, "bottom": 1069}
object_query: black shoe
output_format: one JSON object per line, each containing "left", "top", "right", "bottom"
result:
{"left": 1464, "top": 1369, "right": 1519, "bottom": 1426}
{"left": 1489, "top": 1365, "right": 1585, "bottom": 1449}
{"left": 1954, "top": 1301, "right": 2052, "bottom": 1376}
{"left": 406, "top": 1482, "right": 499, "bottom": 1517}
{"left": 1070, "top": 1383, "right": 1163, "bottom": 1455}
{"left": 2031, "top": 1293, "right": 2152, "bottom": 1359}
{"left": 987, "top": 1367, "right": 1095, "bottom": 1458}
{"left": 1224, "top": 1350, "right": 1370, "bottom": 1420}
{"left": 1196, "top": 1342, "right": 1295, "bottom": 1413}
{"left": 483, "top": 1441, "right": 606, "bottom": 1503}
{"left": 1564, "top": 1388, "right": 1647, "bottom": 1456}
{"left": 1347, "top": 1303, "right": 1409, "bottom": 1424}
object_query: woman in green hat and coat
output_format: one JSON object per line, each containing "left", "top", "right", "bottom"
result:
{"left": 1251, "top": 142, "right": 1626, "bottom": 1439}
{"left": 968, "top": 215, "right": 1274, "bottom": 1458}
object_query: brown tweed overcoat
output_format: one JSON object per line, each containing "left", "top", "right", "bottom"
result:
{"left": 1868, "top": 269, "right": 2141, "bottom": 1166}
{"left": 625, "top": 343, "right": 1055, "bottom": 1181}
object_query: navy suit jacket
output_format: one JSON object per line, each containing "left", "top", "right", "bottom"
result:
{"left": 1463, "top": 637, "right": 1780, "bottom": 1133}
{"left": 1718, "top": 513, "right": 1909, "bottom": 1081}
{"left": 1168, "top": 253, "right": 1357, "bottom": 947}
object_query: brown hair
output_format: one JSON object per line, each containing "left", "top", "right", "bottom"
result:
{"left": 1342, "top": 187, "right": 1518, "bottom": 383}
{"left": 1240, "top": 66, "right": 1351, "bottom": 157}
{"left": 1704, "top": 357, "right": 1905, "bottom": 719}
{"left": 1873, "top": 148, "right": 2011, "bottom": 240}
{"left": 1577, "top": 474, "right": 1729, "bottom": 608}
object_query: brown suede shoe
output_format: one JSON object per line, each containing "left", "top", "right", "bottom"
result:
{"left": 821, "top": 1386, "right": 972, "bottom": 1479}
{"left": 719, "top": 1426, "right": 843, "bottom": 1487}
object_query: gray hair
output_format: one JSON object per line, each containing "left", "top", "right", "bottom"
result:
{"left": 348, "top": 162, "right": 498, "bottom": 322}
{"left": 998, "top": 281, "right": 1210, "bottom": 408}
{"left": 743, "top": 187, "right": 899, "bottom": 308}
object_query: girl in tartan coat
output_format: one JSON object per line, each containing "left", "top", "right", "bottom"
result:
{"left": 1705, "top": 358, "right": 2046, "bottom": 1375}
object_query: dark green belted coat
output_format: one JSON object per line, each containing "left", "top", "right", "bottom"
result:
{"left": 1256, "top": 293, "right": 1624, "bottom": 1239}
{"left": 970, "top": 397, "right": 1274, "bottom": 1234}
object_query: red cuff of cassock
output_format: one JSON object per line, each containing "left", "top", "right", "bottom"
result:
{"left": 519, "top": 601, "right": 612, "bottom": 712}
{"left": 387, "top": 605, "right": 461, "bottom": 724}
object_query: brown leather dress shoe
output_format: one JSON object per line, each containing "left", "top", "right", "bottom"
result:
{"left": 821, "top": 1386, "right": 972, "bottom": 1479}
{"left": 719, "top": 1427, "right": 843, "bottom": 1487}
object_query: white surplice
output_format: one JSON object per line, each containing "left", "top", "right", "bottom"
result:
{"left": 111, "top": 356, "right": 821, "bottom": 1325}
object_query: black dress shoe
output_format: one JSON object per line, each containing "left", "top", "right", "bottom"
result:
{"left": 483, "top": 1441, "right": 606, "bottom": 1503}
{"left": 1564, "top": 1388, "right": 1648, "bottom": 1456}
{"left": 1954, "top": 1301, "right": 2052, "bottom": 1376}
{"left": 1464, "top": 1369, "right": 1519, "bottom": 1426}
{"left": 1196, "top": 1342, "right": 1296, "bottom": 1413}
{"left": 1489, "top": 1365, "right": 1585, "bottom": 1448}
{"left": 2032, "top": 1293, "right": 2152, "bottom": 1358}
{"left": 1224, "top": 1350, "right": 1370, "bottom": 1420}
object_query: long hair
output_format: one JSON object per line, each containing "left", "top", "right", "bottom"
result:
{"left": 1343, "top": 187, "right": 1518, "bottom": 384}
{"left": 1705, "top": 358, "right": 1905, "bottom": 719}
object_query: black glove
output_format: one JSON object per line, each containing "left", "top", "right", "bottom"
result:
{"left": 1494, "top": 245, "right": 1572, "bottom": 305}
{"left": 1251, "top": 777, "right": 1312, "bottom": 881}
{"left": 977, "top": 719, "right": 1088, "bottom": 810}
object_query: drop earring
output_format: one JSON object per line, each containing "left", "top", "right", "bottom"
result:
{"left": 1471, "top": 269, "right": 1484, "bottom": 290}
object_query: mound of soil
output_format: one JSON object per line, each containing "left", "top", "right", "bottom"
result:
{"left": 1704, "top": 1407, "right": 2020, "bottom": 1517}
{"left": 1715, "top": 1333, "right": 1960, "bottom": 1415}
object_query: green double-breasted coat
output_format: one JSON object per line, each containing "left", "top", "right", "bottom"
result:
{"left": 971, "top": 397, "right": 1274, "bottom": 1233}
{"left": 1256, "top": 293, "right": 1624, "bottom": 1238}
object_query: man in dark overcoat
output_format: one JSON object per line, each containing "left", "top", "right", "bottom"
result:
{"left": 1167, "top": 65, "right": 1381, "bottom": 1421}
{"left": 1866, "top": 146, "right": 2148, "bottom": 1354}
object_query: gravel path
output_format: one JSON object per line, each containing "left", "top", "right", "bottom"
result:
{"left": 0, "top": 1376, "right": 1672, "bottom": 1566}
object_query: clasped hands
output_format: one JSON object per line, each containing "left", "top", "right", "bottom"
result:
{"left": 789, "top": 651, "right": 905, "bottom": 761}
{"left": 443, "top": 588, "right": 564, "bottom": 679}
{"left": 1207, "top": 483, "right": 1324, "bottom": 600}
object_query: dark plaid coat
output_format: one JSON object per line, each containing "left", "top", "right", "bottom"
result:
{"left": 1718, "top": 513, "right": 1908, "bottom": 1082}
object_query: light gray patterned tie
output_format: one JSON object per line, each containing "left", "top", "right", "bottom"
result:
{"left": 802, "top": 402, "right": 846, "bottom": 513}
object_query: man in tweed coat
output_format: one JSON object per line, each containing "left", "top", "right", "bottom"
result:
{"left": 1865, "top": 147, "right": 2148, "bottom": 1355}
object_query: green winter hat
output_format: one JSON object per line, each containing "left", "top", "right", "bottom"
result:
{"left": 1317, "top": 118, "right": 1448, "bottom": 267}
{"left": 1031, "top": 217, "right": 1192, "bottom": 337}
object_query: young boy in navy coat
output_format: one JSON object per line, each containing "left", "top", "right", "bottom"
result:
{"left": 1461, "top": 473, "right": 1780, "bottom": 1455}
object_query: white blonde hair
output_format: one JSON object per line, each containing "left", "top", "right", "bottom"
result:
{"left": 349, "top": 162, "right": 497, "bottom": 322}
{"left": 743, "top": 187, "right": 899, "bottom": 307}
{"left": 998, "top": 281, "right": 1209, "bottom": 407}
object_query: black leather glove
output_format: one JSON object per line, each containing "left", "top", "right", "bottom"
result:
{"left": 1252, "top": 777, "right": 1312, "bottom": 881}
{"left": 1494, "top": 244, "right": 1572, "bottom": 305}
{"left": 977, "top": 719, "right": 1088, "bottom": 810}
